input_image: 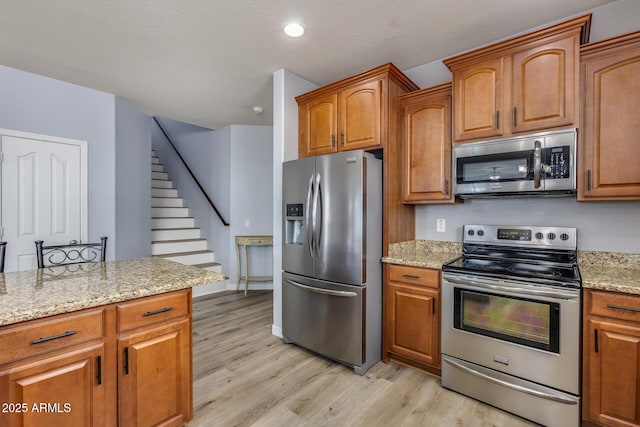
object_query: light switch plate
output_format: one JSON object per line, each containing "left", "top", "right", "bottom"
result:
{"left": 436, "top": 218, "right": 446, "bottom": 233}
{"left": 244, "top": 219, "right": 251, "bottom": 228}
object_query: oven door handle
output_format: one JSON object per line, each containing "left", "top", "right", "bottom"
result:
{"left": 442, "top": 274, "right": 579, "bottom": 300}
{"left": 443, "top": 356, "right": 578, "bottom": 405}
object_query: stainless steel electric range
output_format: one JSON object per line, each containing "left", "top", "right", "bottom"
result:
{"left": 441, "top": 224, "right": 581, "bottom": 427}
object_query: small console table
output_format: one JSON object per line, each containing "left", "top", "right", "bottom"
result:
{"left": 235, "top": 235, "right": 273, "bottom": 296}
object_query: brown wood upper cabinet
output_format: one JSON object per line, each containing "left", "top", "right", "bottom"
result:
{"left": 444, "top": 14, "right": 591, "bottom": 142}
{"left": 296, "top": 64, "right": 416, "bottom": 158}
{"left": 399, "top": 83, "right": 455, "bottom": 203}
{"left": 578, "top": 31, "right": 640, "bottom": 201}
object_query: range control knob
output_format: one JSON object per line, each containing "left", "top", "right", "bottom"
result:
{"left": 547, "top": 232, "right": 557, "bottom": 240}
{"left": 468, "top": 230, "right": 475, "bottom": 236}
{"left": 560, "top": 233, "right": 570, "bottom": 241}
{"left": 477, "top": 230, "right": 484, "bottom": 236}
{"left": 535, "top": 232, "right": 544, "bottom": 240}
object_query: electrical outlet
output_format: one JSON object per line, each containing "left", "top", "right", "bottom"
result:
{"left": 436, "top": 218, "right": 446, "bottom": 233}
{"left": 244, "top": 219, "right": 251, "bottom": 228}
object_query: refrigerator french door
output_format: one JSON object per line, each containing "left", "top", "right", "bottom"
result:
{"left": 282, "top": 150, "right": 382, "bottom": 375}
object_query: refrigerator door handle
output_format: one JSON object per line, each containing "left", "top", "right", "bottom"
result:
{"left": 306, "top": 175, "right": 315, "bottom": 257}
{"left": 315, "top": 173, "right": 323, "bottom": 257}
{"left": 286, "top": 279, "right": 358, "bottom": 298}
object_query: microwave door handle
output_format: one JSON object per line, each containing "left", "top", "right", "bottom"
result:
{"left": 533, "top": 140, "right": 542, "bottom": 188}
{"left": 306, "top": 175, "right": 315, "bottom": 257}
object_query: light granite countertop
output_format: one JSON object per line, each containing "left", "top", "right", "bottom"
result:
{"left": 382, "top": 240, "right": 461, "bottom": 270}
{"left": 0, "top": 257, "right": 225, "bottom": 327}
{"left": 382, "top": 240, "right": 640, "bottom": 294}
{"left": 578, "top": 250, "right": 640, "bottom": 295}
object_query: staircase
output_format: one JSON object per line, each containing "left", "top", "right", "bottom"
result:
{"left": 151, "top": 151, "right": 221, "bottom": 273}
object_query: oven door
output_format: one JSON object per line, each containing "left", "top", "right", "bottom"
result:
{"left": 441, "top": 272, "right": 580, "bottom": 394}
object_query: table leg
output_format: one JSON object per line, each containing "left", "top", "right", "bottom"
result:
{"left": 235, "top": 243, "right": 241, "bottom": 292}
{"left": 244, "top": 244, "right": 249, "bottom": 296}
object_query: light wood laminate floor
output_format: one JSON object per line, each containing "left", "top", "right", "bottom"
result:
{"left": 189, "top": 291, "right": 537, "bottom": 427}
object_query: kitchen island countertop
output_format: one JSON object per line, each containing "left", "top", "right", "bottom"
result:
{"left": 0, "top": 257, "right": 225, "bottom": 326}
{"left": 382, "top": 240, "right": 461, "bottom": 270}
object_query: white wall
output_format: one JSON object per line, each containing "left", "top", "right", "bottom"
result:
{"left": 0, "top": 65, "right": 118, "bottom": 260}
{"left": 272, "top": 69, "right": 319, "bottom": 337}
{"left": 115, "top": 98, "right": 152, "bottom": 259}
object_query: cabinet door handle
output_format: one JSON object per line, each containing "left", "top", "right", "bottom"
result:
{"left": 96, "top": 356, "right": 102, "bottom": 385}
{"left": 402, "top": 274, "right": 420, "bottom": 280}
{"left": 594, "top": 329, "right": 598, "bottom": 353}
{"left": 32, "top": 330, "right": 77, "bottom": 345}
{"left": 513, "top": 107, "right": 517, "bottom": 127}
{"left": 444, "top": 179, "right": 449, "bottom": 196}
{"left": 587, "top": 170, "right": 592, "bottom": 191}
{"left": 432, "top": 299, "right": 436, "bottom": 315}
{"left": 331, "top": 134, "right": 335, "bottom": 147}
{"left": 143, "top": 307, "right": 173, "bottom": 317}
{"left": 496, "top": 110, "right": 500, "bottom": 129}
{"left": 607, "top": 304, "right": 640, "bottom": 313}
{"left": 340, "top": 132, "right": 345, "bottom": 146}
{"left": 123, "top": 347, "right": 129, "bottom": 375}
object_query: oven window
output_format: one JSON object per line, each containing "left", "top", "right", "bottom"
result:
{"left": 453, "top": 288, "right": 560, "bottom": 353}
{"left": 457, "top": 151, "right": 532, "bottom": 184}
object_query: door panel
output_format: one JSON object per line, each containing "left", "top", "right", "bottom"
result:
{"left": 282, "top": 272, "right": 364, "bottom": 366}
{"left": 1, "top": 134, "right": 85, "bottom": 271}
{"left": 315, "top": 151, "right": 364, "bottom": 285}
{"left": 282, "top": 156, "right": 316, "bottom": 278}
{"left": 339, "top": 80, "right": 382, "bottom": 150}
{"left": 301, "top": 95, "right": 338, "bottom": 157}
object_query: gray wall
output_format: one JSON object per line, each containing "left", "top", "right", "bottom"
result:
{"left": 115, "top": 98, "right": 152, "bottom": 259}
{"left": 152, "top": 118, "right": 273, "bottom": 285}
{"left": 228, "top": 125, "right": 274, "bottom": 285}
{"left": 407, "top": 0, "right": 640, "bottom": 253}
{"left": 0, "top": 65, "right": 117, "bottom": 260}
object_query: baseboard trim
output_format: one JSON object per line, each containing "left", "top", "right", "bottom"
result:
{"left": 192, "top": 280, "right": 274, "bottom": 297}
{"left": 272, "top": 325, "right": 283, "bottom": 338}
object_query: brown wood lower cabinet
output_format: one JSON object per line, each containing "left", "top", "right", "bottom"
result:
{"left": 384, "top": 264, "right": 440, "bottom": 375}
{"left": 0, "top": 289, "right": 192, "bottom": 427}
{"left": 119, "top": 319, "right": 192, "bottom": 427}
{"left": 583, "top": 289, "right": 640, "bottom": 426}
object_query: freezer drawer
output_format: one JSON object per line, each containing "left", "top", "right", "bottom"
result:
{"left": 282, "top": 272, "right": 364, "bottom": 367}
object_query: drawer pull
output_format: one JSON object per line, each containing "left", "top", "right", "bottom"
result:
{"left": 607, "top": 304, "right": 640, "bottom": 313}
{"left": 143, "top": 307, "right": 173, "bottom": 317}
{"left": 402, "top": 274, "right": 420, "bottom": 280}
{"left": 32, "top": 330, "right": 77, "bottom": 345}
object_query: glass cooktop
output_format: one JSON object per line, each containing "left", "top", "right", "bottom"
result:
{"left": 444, "top": 256, "right": 580, "bottom": 283}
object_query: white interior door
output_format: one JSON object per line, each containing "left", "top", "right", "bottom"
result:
{"left": 1, "top": 132, "right": 87, "bottom": 271}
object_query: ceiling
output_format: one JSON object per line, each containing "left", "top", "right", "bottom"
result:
{"left": 0, "top": 0, "right": 617, "bottom": 130}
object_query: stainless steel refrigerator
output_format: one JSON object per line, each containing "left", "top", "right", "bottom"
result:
{"left": 282, "top": 150, "right": 382, "bottom": 375}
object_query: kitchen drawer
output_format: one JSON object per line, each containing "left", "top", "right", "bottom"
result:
{"left": 0, "top": 308, "right": 105, "bottom": 365}
{"left": 388, "top": 264, "right": 439, "bottom": 289}
{"left": 117, "top": 290, "right": 190, "bottom": 333}
{"left": 588, "top": 290, "right": 640, "bottom": 323}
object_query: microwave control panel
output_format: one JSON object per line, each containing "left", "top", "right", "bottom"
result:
{"left": 543, "top": 146, "right": 570, "bottom": 179}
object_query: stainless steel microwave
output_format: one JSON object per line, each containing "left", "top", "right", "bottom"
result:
{"left": 453, "top": 129, "right": 576, "bottom": 198}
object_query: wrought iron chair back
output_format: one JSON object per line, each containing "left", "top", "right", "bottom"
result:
{"left": 35, "top": 237, "right": 107, "bottom": 268}
{"left": 0, "top": 241, "right": 6, "bottom": 273}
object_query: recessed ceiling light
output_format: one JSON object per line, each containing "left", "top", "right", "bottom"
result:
{"left": 283, "top": 23, "right": 305, "bottom": 38}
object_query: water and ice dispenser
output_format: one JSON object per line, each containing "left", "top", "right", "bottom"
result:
{"left": 285, "top": 204, "right": 304, "bottom": 245}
